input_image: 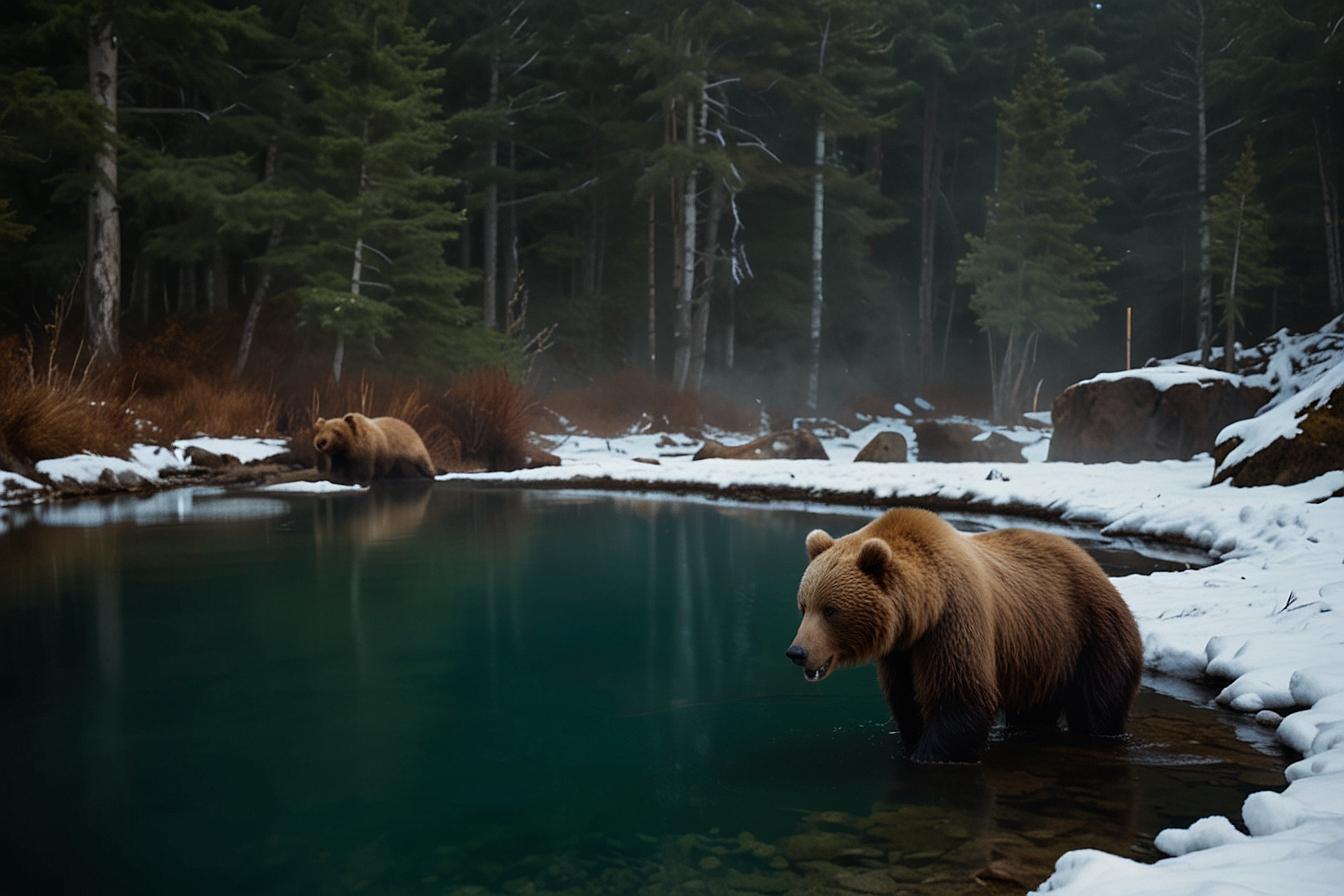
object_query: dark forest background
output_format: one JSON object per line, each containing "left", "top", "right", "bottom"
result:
{"left": 1, "top": 0, "right": 1340, "bottom": 419}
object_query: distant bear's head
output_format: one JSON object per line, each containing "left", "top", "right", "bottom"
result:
{"left": 313, "top": 414, "right": 361, "bottom": 457}
{"left": 786, "top": 528, "right": 903, "bottom": 683}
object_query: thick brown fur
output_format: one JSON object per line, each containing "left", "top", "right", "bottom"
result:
{"left": 789, "top": 508, "right": 1143, "bottom": 763}
{"left": 312, "top": 413, "right": 436, "bottom": 484}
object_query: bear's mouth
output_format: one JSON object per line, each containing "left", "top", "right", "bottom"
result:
{"left": 804, "top": 656, "right": 834, "bottom": 683}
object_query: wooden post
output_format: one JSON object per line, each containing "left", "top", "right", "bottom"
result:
{"left": 1125, "top": 305, "right": 1133, "bottom": 369}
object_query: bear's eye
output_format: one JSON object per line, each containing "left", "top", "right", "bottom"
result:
{"left": 822, "top": 606, "right": 837, "bottom": 619}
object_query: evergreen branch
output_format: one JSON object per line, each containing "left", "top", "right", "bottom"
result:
{"left": 123, "top": 102, "right": 248, "bottom": 121}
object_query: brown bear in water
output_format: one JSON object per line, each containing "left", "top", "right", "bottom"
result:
{"left": 312, "top": 413, "right": 435, "bottom": 484}
{"left": 787, "top": 507, "right": 1142, "bottom": 763}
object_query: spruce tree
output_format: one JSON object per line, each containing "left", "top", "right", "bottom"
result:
{"left": 293, "top": 0, "right": 476, "bottom": 382}
{"left": 957, "top": 32, "right": 1110, "bottom": 421}
{"left": 1211, "top": 137, "right": 1276, "bottom": 370}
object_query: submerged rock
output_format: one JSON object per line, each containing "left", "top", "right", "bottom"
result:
{"left": 693, "top": 429, "right": 829, "bottom": 461}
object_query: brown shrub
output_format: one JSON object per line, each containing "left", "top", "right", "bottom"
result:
{"left": 441, "top": 367, "right": 535, "bottom": 471}
{"left": 545, "top": 369, "right": 756, "bottom": 436}
{"left": 133, "top": 378, "right": 280, "bottom": 442}
{"left": 0, "top": 336, "right": 136, "bottom": 473}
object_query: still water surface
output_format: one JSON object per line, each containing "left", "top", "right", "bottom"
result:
{"left": 0, "top": 486, "right": 1284, "bottom": 894}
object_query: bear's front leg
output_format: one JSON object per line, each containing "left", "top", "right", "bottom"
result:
{"left": 877, "top": 653, "right": 923, "bottom": 757}
{"left": 909, "top": 695, "right": 993, "bottom": 764}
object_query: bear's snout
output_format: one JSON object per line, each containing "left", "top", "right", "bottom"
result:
{"left": 785, "top": 644, "right": 808, "bottom": 666}
{"left": 314, "top": 436, "right": 330, "bottom": 452}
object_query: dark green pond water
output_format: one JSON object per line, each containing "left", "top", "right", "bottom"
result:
{"left": 0, "top": 485, "right": 1285, "bottom": 895}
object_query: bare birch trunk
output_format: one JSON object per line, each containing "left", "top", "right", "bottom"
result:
{"left": 1195, "top": 0, "right": 1214, "bottom": 364}
{"left": 917, "top": 83, "right": 941, "bottom": 388}
{"left": 671, "top": 94, "right": 697, "bottom": 391}
{"left": 689, "top": 175, "right": 723, "bottom": 392}
{"left": 806, "top": 113, "right": 825, "bottom": 413}
{"left": 647, "top": 195, "right": 657, "bottom": 373}
{"left": 86, "top": 15, "right": 120, "bottom": 366}
{"left": 335, "top": 124, "right": 370, "bottom": 385}
{"left": 482, "top": 47, "right": 500, "bottom": 329}
{"left": 234, "top": 154, "right": 283, "bottom": 378}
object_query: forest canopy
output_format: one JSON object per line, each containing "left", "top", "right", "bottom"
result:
{"left": 0, "top": 0, "right": 1340, "bottom": 418}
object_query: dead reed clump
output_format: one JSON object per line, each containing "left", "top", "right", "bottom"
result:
{"left": 441, "top": 367, "right": 536, "bottom": 471}
{"left": 0, "top": 334, "right": 136, "bottom": 473}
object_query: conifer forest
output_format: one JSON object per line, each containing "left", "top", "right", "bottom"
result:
{"left": 1, "top": 0, "right": 1341, "bottom": 418}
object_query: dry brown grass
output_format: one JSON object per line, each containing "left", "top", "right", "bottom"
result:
{"left": 545, "top": 369, "right": 757, "bottom": 437}
{"left": 0, "top": 332, "right": 137, "bottom": 473}
{"left": 441, "top": 367, "right": 536, "bottom": 471}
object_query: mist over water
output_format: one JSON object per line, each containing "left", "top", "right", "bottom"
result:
{"left": 0, "top": 486, "right": 1282, "bottom": 894}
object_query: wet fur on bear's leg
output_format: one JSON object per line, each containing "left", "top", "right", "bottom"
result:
{"left": 1064, "top": 635, "right": 1142, "bottom": 737}
{"left": 910, "top": 697, "right": 993, "bottom": 764}
{"left": 878, "top": 653, "right": 924, "bottom": 757}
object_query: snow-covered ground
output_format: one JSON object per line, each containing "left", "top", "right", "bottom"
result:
{"left": 441, "top": 420, "right": 1344, "bottom": 896}
{"left": 7, "top": 436, "right": 289, "bottom": 495}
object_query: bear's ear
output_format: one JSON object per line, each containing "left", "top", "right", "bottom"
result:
{"left": 314, "top": 417, "right": 325, "bottom": 428}
{"left": 805, "top": 529, "right": 835, "bottom": 560}
{"left": 856, "top": 538, "right": 892, "bottom": 580}
{"left": 343, "top": 413, "right": 358, "bottom": 430}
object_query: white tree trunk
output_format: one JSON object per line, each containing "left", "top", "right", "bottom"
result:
{"left": 1224, "top": 195, "right": 1245, "bottom": 371}
{"left": 86, "top": 15, "right": 120, "bottom": 366}
{"left": 806, "top": 113, "right": 826, "bottom": 412}
{"left": 917, "top": 83, "right": 941, "bottom": 387}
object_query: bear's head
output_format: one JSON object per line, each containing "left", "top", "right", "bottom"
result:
{"left": 786, "top": 528, "right": 902, "bottom": 683}
{"left": 312, "top": 414, "right": 361, "bottom": 457}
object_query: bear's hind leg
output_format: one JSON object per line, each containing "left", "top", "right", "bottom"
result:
{"left": 1063, "top": 639, "right": 1141, "bottom": 737}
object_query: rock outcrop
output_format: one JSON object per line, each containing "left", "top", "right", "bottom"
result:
{"left": 912, "top": 422, "right": 1024, "bottom": 463}
{"left": 854, "top": 431, "right": 908, "bottom": 463}
{"left": 1048, "top": 367, "right": 1269, "bottom": 463}
{"left": 1212, "top": 364, "right": 1344, "bottom": 487}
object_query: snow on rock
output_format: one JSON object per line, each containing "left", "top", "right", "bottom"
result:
{"left": 1076, "top": 364, "right": 1246, "bottom": 392}
{"left": 1154, "top": 816, "right": 1248, "bottom": 857}
{"left": 1213, "top": 359, "right": 1344, "bottom": 480}
{"left": 893, "top": 402, "right": 912, "bottom": 417}
{"left": 172, "top": 436, "right": 290, "bottom": 464}
{"left": 0, "top": 470, "right": 43, "bottom": 494}
{"left": 35, "top": 443, "right": 189, "bottom": 485}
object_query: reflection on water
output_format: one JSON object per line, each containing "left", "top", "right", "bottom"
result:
{"left": 2, "top": 488, "right": 288, "bottom": 532}
{"left": 0, "top": 486, "right": 1281, "bottom": 895}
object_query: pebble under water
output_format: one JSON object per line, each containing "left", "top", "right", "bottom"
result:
{"left": 0, "top": 485, "right": 1286, "bottom": 895}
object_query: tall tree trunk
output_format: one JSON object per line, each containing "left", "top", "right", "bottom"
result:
{"left": 723, "top": 277, "right": 735, "bottom": 371}
{"left": 1224, "top": 195, "right": 1246, "bottom": 372}
{"left": 806, "top": 112, "right": 826, "bottom": 413}
{"left": 86, "top": 15, "right": 120, "bottom": 366}
{"left": 689, "top": 174, "right": 723, "bottom": 392}
{"left": 502, "top": 141, "right": 519, "bottom": 326}
{"left": 806, "top": 19, "right": 830, "bottom": 413}
{"left": 647, "top": 194, "right": 657, "bottom": 373}
{"left": 335, "top": 125, "right": 370, "bottom": 385}
{"left": 672, "top": 94, "right": 697, "bottom": 391}
{"left": 1195, "top": 0, "right": 1214, "bottom": 364}
{"left": 1315, "top": 118, "right": 1343, "bottom": 313}
{"left": 917, "top": 82, "right": 942, "bottom": 388}
{"left": 235, "top": 139, "right": 283, "bottom": 379}
{"left": 482, "top": 47, "right": 500, "bottom": 329}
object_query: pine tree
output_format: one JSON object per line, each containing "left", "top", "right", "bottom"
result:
{"left": 1210, "top": 137, "right": 1276, "bottom": 370}
{"left": 957, "top": 32, "right": 1110, "bottom": 422}
{"left": 292, "top": 0, "right": 475, "bottom": 382}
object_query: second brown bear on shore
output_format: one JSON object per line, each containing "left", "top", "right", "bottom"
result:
{"left": 313, "top": 413, "right": 436, "bottom": 484}
{"left": 786, "top": 507, "right": 1142, "bottom": 763}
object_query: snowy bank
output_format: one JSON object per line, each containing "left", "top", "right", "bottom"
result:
{"left": 442, "top": 429, "right": 1344, "bottom": 895}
